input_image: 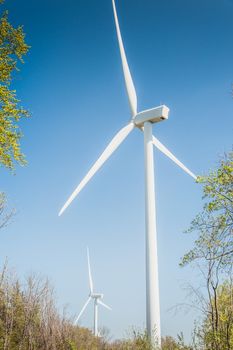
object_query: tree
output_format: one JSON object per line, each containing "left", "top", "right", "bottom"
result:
{"left": 191, "top": 281, "right": 233, "bottom": 350}
{"left": 162, "top": 334, "right": 193, "bottom": 350}
{"left": 0, "top": 0, "right": 29, "bottom": 235}
{"left": 180, "top": 150, "right": 233, "bottom": 350}
{"left": 182, "top": 151, "right": 233, "bottom": 265}
{"left": 0, "top": 0, "right": 29, "bottom": 170}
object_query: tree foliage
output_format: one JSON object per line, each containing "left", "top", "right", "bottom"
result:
{"left": 0, "top": 262, "right": 196, "bottom": 350}
{"left": 0, "top": 1, "right": 29, "bottom": 170}
{"left": 181, "top": 151, "right": 233, "bottom": 267}
{"left": 180, "top": 150, "right": 233, "bottom": 350}
{"left": 161, "top": 334, "right": 193, "bottom": 350}
{"left": 0, "top": 264, "right": 105, "bottom": 350}
{"left": 193, "top": 281, "right": 233, "bottom": 350}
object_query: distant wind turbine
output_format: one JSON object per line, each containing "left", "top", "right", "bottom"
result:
{"left": 75, "top": 248, "right": 111, "bottom": 337}
{"left": 59, "top": 0, "right": 196, "bottom": 346}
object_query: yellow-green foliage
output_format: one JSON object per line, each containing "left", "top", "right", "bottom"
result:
{"left": 0, "top": 263, "right": 195, "bottom": 350}
{"left": 180, "top": 151, "right": 233, "bottom": 350}
{"left": 108, "top": 332, "right": 192, "bottom": 350}
{"left": 181, "top": 151, "right": 233, "bottom": 267}
{"left": 199, "top": 281, "right": 233, "bottom": 350}
{"left": 161, "top": 335, "right": 192, "bottom": 350}
{"left": 200, "top": 151, "right": 233, "bottom": 214}
{"left": 0, "top": 4, "right": 29, "bottom": 170}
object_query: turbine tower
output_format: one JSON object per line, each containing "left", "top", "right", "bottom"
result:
{"left": 59, "top": 0, "right": 196, "bottom": 346}
{"left": 75, "top": 248, "right": 111, "bottom": 337}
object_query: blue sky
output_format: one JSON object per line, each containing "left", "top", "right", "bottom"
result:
{"left": 0, "top": 0, "right": 233, "bottom": 341}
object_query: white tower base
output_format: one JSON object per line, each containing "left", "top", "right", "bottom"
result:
{"left": 94, "top": 299, "right": 98, "bottom": 336}
{"left": 144, "top": 121, "right": 161, "bottom": 347}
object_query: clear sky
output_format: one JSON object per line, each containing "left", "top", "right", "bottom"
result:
{"left": 0, "top": 0, "right": 233, "bottom": 342}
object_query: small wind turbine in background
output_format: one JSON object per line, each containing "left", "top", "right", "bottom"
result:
{"left": 59, "top": 0, "right": 197, "bottom": 346}
{"left": 75, "top": 248, "right": 111, "bottom": 337}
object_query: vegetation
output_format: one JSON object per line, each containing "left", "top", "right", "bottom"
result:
{"left": 181, "top": 150, "right": 233, "bottom": 350}
{"left": 0, "top": 0, "right": 29, "bottom": 235}
{"left": 0, "top": 261, "right": 195, "bottom": 350}
{"left": 0, "top": 0, "right": 29, "bottom": 170}
{"left": 0, "top": 263, "right": 103, "bottom": 350}
{"left": 181, "top": 151, "right": 233, "bottom": 267}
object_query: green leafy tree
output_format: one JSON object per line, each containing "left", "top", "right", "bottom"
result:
{"left": 0, "top": 0, "right": 29, "bottom": 237}
{"left": 181, "top": 151, "right": 233, "bottom": 266}
{"left": 181, "top": 150, "right": 233, "bottom": 350}
{"left": 0, "top": 0, "right": 29, "bottom": 170}
{"left": 0, "top": 262, "right": 195, "bottom": 350}
{"left": 192, "top": 281, "right": 233, "bottom": 350}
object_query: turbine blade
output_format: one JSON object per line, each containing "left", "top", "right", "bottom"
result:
{"left": 98, "top": 300, "right": 112, "bottom": 311}
{"left": 112, "top": 0, "right": 137, "bottom": 117}
{"left": 87, "top": 247, "right": 94, "bottom": 294}
{"left": 74, "top": 297, "right": 91, "bottom": 324}
{"left": 59, "top": 122, "right": 134, "bottom": 216}
{"left": 152, "top": 136, "right": 197, "bottom": 180}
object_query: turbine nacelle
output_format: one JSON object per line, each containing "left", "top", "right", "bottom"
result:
{"left": 91, "top": 293, "right": 104, "bottom": 299}
{"left": 134, "top": 105, "right": 169, "bottom": 127}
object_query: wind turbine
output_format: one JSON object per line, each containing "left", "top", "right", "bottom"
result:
{"left": 59, "top": 0, "right": 197, "bottom": 346}
{"left": 75, "top": 248, "right": 111, "bottom": 337}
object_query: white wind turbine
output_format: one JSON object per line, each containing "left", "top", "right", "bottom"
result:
{"left": 75, "top": 248, "right": 111, "bottom": 337}
{"left": 59, "top": 0, "right": 197, "bottom": 346}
